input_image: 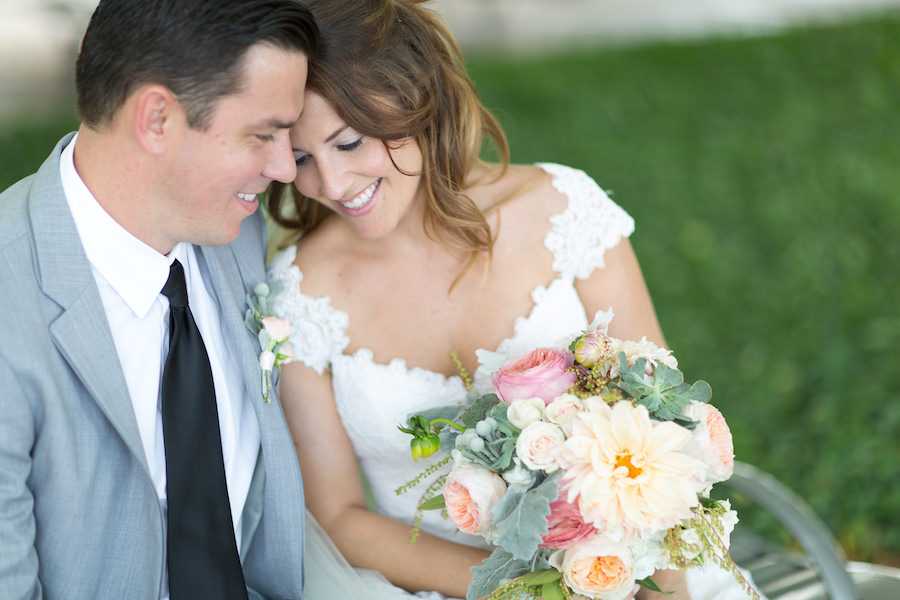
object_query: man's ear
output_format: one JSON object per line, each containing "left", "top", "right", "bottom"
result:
{"left": 132, "top": 84, "right": 181, "bottom": 155}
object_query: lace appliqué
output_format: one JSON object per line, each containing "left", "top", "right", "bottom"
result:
{"left": 267, "top": 246, "right": 350, "bottom": 375}
{"left": 539, "top": 162, "right": 635, "bottom": 281}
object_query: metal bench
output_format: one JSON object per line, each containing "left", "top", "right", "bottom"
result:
{"left": 724, "top": 462, "right": 900, "bottom": 599}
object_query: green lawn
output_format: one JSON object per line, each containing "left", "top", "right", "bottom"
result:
{"left": 2, "top": 13, "right": 898, "bottom": 565}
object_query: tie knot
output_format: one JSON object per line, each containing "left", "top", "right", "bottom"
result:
{"left": 161, "top": 259, "right": 189, "bottom": 308}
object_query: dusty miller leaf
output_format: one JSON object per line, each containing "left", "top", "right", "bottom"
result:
{"left": 492, "top": 474, "right": 559, "bottom": 560}
{"left": 467, "top": 548, "right": 532, "bottom": 600}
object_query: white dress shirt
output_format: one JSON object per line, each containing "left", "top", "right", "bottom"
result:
{"left": 59, "top": 135, "right": 260, "bottom": 597}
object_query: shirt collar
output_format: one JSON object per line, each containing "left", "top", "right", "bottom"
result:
{"left": 59, "top": 133, "right": 181, "bottom": 318}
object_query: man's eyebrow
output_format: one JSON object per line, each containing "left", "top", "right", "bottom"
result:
{"left": 256, "top": 118, "right": 296, "bottom": 130}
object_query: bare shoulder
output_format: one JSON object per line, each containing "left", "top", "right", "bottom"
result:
{"left": 469, "top": 163, "right": 571, "bottom": 251}
{"left": 289, "top": 216, "right": 358, "bottom": 301}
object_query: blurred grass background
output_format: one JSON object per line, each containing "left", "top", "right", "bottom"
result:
{"left": 1, "top": 12, "right": 898, "bottom": 566}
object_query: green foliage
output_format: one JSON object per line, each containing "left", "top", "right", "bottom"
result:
{"left": 492, "top": 474, "right": 559, "bottom": 560}
{"left": 616, "top": 353, "right": 709, "bottom": 423}
{"left": 461, "top": 393, "right": 501, "bottom": 428}
{"left": 467, "top": 548, "right": 547, "bottom": 600}
{"left": 469, "top": 14, "right": 900, "bottom": 563}
{"left": 418, "top": 494, "right": 446, "bottom": 511}
{"left": 0, "top": 114, "right": 78, "bottom": 191}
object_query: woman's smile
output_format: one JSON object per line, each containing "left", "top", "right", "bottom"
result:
{"left": 338, "top": 178, "right": 381, "bottom": 215}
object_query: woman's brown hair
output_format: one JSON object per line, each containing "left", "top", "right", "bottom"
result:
{"left": 267, "top": 0, "right": 509, "bottom": 263}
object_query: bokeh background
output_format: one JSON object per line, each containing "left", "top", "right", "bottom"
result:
{"left": 2, "top": 0, "right": 899, "bottom": 568}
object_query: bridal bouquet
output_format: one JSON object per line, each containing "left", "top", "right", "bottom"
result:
{"left": 399, "top": 311, "right": 758, "bottom": 600}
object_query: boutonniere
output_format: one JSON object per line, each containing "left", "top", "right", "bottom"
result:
{"left": 244, "top": 282, "right": 294, "bottom": 403}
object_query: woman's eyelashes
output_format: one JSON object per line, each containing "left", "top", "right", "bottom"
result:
{"left": 337, "top": 137, "right": 364, "bottom": 152}
{"left": 294, "top": 137, "right": 364, "bottom": 166}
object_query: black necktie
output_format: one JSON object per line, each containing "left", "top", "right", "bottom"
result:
{"left": 161, "top": 259, "right": 248, "bottom": 600}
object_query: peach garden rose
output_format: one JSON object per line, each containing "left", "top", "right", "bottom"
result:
{"left": 548, "top": 534, "right": 637, "bottom": 600}
{"left": 682, "top": 401, "right": 735, "bottom": 488}
{"left": 443, "top": 463, "right": 507, "bottom": 537}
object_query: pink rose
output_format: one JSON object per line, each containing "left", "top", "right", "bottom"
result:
{"left": 541, "top": 496, "right": 597, "bottom": 549}
{"left": 444, "top": 463, "right": 507, "bottom": 536}
{"left": 278, "top": 342, "right": 294, "bottom": 361}
{"left": 515, "top": 421, "right": 565, "bottom": 473}
{"left": 261, "top": 316, "right": 291, "bottom": 342}
{"left": 493, "top": 348, "right": 577, "bottom": 404}
{"left": 682, "top": 402, "right": 735, "bottom": 487}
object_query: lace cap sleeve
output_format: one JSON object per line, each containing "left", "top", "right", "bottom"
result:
{"left": 266, "top": 246, "right": 350, "bottom": 375}
{"left": 539, "top": 162, "right": 635, "bottom": 280}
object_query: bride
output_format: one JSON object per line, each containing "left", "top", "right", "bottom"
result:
{"left": 267, "top": 1, "right": 758, "bottom": 598}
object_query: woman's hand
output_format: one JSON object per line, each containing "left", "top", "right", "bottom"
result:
{"left": 636, "top": 569, "right": 691, "bottom": 599}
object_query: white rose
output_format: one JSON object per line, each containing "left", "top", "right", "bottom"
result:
{"left": 506, "top": 397, "right": 546, "bottom": 429}
{"left": 545, "top": 393, "right": 584, "bottom": 432}
{"left": 259, "top": 350, "right": 276, "bottom": 371}
{"left": 515, "top": 421, "right": 565, "bottom": 473}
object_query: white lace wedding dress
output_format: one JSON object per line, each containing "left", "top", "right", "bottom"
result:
{"left": 269, "top": 163, "right": 760, "bottom": 600}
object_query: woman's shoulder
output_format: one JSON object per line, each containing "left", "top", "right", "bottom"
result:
{"left": 481, "top": 162, "right": 636, "bottom": 279}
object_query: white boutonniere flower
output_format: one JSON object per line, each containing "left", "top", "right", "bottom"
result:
{"left": 244, "top": 282, "right": 293, "bottom": 403}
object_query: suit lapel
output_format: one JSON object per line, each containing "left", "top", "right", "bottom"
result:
{"left": 29, "top": 135, "right": 149, "bottom": 474}
{"left": 199, "top": 244, "right": 264, "bottom": 409}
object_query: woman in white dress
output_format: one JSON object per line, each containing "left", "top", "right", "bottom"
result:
{"left": 268, "top": 1, "right": 757, "bottom": 598}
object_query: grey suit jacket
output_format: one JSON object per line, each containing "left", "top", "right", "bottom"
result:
{"left": 0, "top": 135, "right": 306, "bottom": 599}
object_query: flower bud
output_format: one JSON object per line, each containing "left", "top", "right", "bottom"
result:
{"left": 573, "top": 329, "right": 615, "bottom": 367}
{"left": 468, "top": 436, "right": 486, "bottom": 453}
{"left": 475, "top": 418, "right": 497, "bottom": 437}
{"left": 410, "top": 433, "right": 441, "bottom": 462}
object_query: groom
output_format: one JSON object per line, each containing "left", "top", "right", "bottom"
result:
{"left": 0, "top": 1, "right": 316, "bottom": 599}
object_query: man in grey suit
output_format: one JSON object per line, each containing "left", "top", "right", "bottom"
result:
{"left": 0, "top": 1, "right": 317, "bottom": 598}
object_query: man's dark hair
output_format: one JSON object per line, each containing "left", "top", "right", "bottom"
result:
{"left": 75, "top": 0, "right": 318, "bottom": 130}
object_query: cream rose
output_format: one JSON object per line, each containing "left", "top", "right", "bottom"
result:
{"left": 548, "top": 534, "right": 637, "bottom": 600}
{"left": 506, "top": 397, "right": 547, "bottom": 429}
{"left": 516, "top": 421, "right": 566, "bottom": 473}
{"left": 444, "top": 463, "right": 507, "bottom": 536}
